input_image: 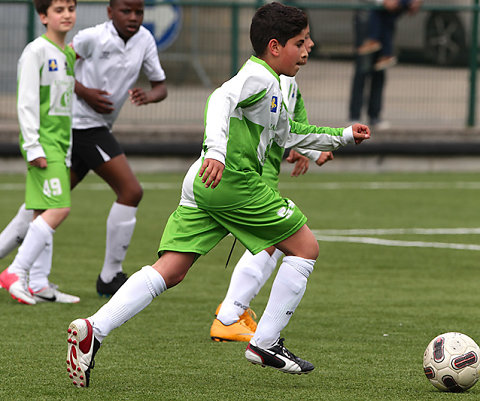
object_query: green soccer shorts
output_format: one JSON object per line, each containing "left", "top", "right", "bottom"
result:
{"left": 158, "top": 190, "right": 307, "bottom": 256}
{"left": 25, "top": 161, "right": 71, "bottom": 210}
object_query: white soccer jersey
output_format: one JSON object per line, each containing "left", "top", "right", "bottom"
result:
{"left": 72, "top": 21, "right": 166, "bottom": 130}
{"left": 17, "top": 35, "right": 75, "bottom": 164}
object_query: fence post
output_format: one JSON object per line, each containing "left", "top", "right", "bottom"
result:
{"left": 230, "top": 2, "right": 239, "bottom": 77}
{"left": 27, "top": 0, "right": 35, "bottom": 44}
{"left": 468, "top": 0, "right": 479, "bottom": 127}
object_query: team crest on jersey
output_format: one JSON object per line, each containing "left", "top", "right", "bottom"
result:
{"left": 270, "top": 96, "right": 278, "bottom": 113}
{"left": 48, "top": 59, "right": 58, "bottom": 71}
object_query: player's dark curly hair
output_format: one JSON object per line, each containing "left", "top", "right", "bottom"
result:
{"left": 34, "top": 0, "right": 76, "bottom": 16}
{"left": 250, "top": 2, "right": 308, "bottom": 57}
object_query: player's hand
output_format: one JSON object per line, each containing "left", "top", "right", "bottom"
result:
{"left": 129, "top": 88, "right": 149, "bottom": 106}
{"left": 82, "top": 88, "right": 114, "bottom": 114}
{"left": 29, "top": 157, "right": 47, "bottom": 168}
{"left": 352, "top": 123, "right": 371, "bottom": 144}
{"left": 286, "top": 149, "right": 309, "bottom": 176}
{"left": 316, "top": 151, "right": 334, "bottom": 166}
{"left": 199, "top": 158, "right": 224, "bottom": 189}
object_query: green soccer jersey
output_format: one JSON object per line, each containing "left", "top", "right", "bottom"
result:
{"left": 17, "top": 35, "right": 75, "bottom": 165}
{"left": 262, "top": 75, "right": 312, "bottom": 190}
{"left": 180, "top": 56, "right": 354, "bottom": 211}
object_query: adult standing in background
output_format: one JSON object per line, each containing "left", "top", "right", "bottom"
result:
{"left": 348, "top": 0, "right": 421, "bottom": 129}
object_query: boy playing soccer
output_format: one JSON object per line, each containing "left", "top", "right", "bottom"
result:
{"left": 66, "top": 2, "right": 370, "bottom": 387}
{"left": 210, "top": 28, "right": 335, "bottom": 342}
{"left": 0, "top": 0, "right": 78, "bottom": 304}
{"left": 0, "top": 0, "right": 167, "bottom": 297}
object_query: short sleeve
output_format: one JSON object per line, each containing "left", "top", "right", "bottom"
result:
{"left": 72, "top": 27, "right": 96, "bottom": 59}
{"left": 141, "top": 31, "right": 166, "bottom": 82}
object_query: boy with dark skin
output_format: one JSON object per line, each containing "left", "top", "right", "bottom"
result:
{"left": 0, "top": 0, "right": 167, "bottom": 297}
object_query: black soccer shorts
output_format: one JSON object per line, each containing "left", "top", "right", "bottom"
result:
{"left": 71, "top": 126, "right": 124, "bottom": 180}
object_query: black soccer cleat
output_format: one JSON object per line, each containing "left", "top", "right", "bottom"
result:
{"left": 245, "top": 337, "right": 314, "bottom": 374}
{"left": 96, "top": 272, "right": 128, "bottom": 297}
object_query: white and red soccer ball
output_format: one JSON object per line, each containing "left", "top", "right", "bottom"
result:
{"left": 423, "top": 332, "right": 480, "bottom": 392}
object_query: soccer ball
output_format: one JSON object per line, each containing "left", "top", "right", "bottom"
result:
{"left": 423, "top": 332, "right": 480, "bottom": 392}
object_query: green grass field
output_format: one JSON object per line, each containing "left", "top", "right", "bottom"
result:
{"left": 1, "top": 170, "right": 480, "bottom": 400}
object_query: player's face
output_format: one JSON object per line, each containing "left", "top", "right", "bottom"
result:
{"left": 108, "top": 0, "right": 144, "bottom": 42}
{"left": 300, "top": 26, "right": 315, "bottom": 66}
{"left": 277, "top": 27, "right": 309, "bottom": 77}
{"left": 40, "top": 0, "right": 76, "bottom": 35}
{"left": 305, "top": 26, "right": 315, "bottom": 55}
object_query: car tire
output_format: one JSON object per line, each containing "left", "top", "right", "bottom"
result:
{"left": 424, "top": 12, "right": 466, "bottom": 66}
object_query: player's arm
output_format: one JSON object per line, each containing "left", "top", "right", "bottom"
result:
{"left": 286, "top": 89, "right": 315, "bottom": 176}
{"left": 17, "top": 46, "right": 47, "bottom": 167}
{"left": 129, "top": 80, "right": 167, "bottom": 106}
{"left": 202, "top": 75, "right": 263, "bottom": 176}
{"left": 131, "top": 32, "right": 168, "bottom": 106}
{"left": 74, "top": 81, "right": 114, "bottom": 114}
{"left": 285, "top": 120, "right": 370, "bottom": 151}
{"left": 71, "top": 27, "right": 113, "bottom": 114}
{"left": 287, "top": 149, "right": 334, "bottom": 176}
{"left": 286, "top": 149, "right": 309, "bottom": 176}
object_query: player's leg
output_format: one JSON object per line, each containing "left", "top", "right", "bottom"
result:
{"left": 0, "top": 203, "right": 33, "bottom": 259}
{"left": 66, "top": 251, "right": 195, "bottom": 388}
{"left": 0, "top": 162, "right": 71, "bottom": 305}
{"left": 212, "top": 246, "right": 282, "bottom": 342}
{"left": 28, "top": 238, "right": 80, "bottom": 303}
{"left": 245, "top": 225, "right": 317, "bottom": 374}
{"left": 94, "top": 154, "right": 143, "bottom": 296}
{"left": 66, "top": 206, "right": 227, "bottom": 387}
{"left": 209, "top": 194, "right": 316, "bottom": 373}
{"left": 71, "top": 127, "right": 142, "bottom": 296}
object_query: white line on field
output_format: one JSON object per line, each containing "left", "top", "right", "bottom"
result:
{"left": 0, "top": 182, "right": 181, "bottom": 191}
{"left": 314, "top": 234, "right": 480, "bottom": 251}
{"left": 279, "top": 182, "right": 480, "bottom": 190}
{"left": 313, "top": 228, "right": 480, "bottom": 235}
{"left": 3, "top": 181, "right": 480, "bottom": 191}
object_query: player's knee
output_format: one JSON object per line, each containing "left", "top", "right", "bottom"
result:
{"left": 131, "top": 184, "right": 143, "bottom": 204}
{"left": 119, "top": 184, "right": 143, "bottom": 206}
{"left": 59, "top": 207, "right": 71, "bottom": 219}
{"left": 299, "top": 239, "right": 319, "bottom": 260}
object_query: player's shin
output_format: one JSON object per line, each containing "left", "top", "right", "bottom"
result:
{"left": 0, "top": 203, "right": 33, "bottom": 258}
{"left": 218, "top": 250, "right": 270, "bottom": 325}
{"left": 28, "top": 241, "right": 53, "bottom": 292}
{"left": 8, "top": 215, "right": 54, "bottom": 274}
{"left": 253, "top": 256, "right": 314, "bottom": 349}
{"left": 100, "top": 202, "right": 137, "bottom": 282}
{"left": 89, "top": 265, "right": 166, "bottom": 342}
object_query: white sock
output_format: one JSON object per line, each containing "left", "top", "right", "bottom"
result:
{"left": 8, "top": 216, "right": 54, "bottom": 275}
{"left": 28, "top": 241, "right": 53, "bottom": 292}
{"left": 217, "top": 250, "right": 271, "bottom": 325}
{"left": 0, "top": 203, "right": 33, "bottom": 258}
{"left": 89, "top": 265, "right": 167, "bottom": 342}
{"left": 100, "top": 202, "right": 137, "bottom": 283}
{"left": 253, "top": 256, "right": 315, "bottom": 349}
{"left": 258, "top": 249, "right": 284, "bottom": 290}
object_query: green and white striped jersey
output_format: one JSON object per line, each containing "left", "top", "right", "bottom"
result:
{"left": 17, "top": 35, "right": 75, "bottom": 165}
{"left": 180, "top": 56, "right": 353, "bottom": 210}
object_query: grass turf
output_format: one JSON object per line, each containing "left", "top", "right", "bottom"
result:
{"left": 1, "top": 170, "right": 480, "bottom": 400}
